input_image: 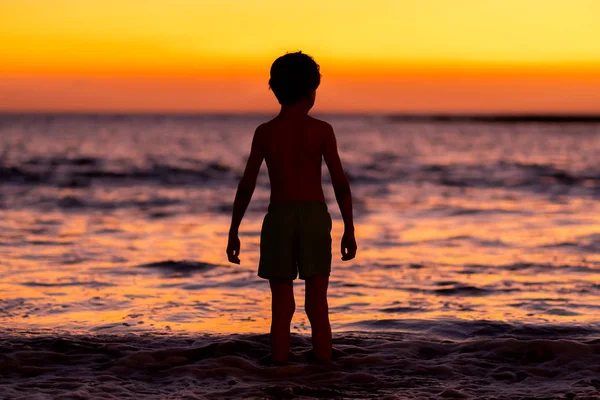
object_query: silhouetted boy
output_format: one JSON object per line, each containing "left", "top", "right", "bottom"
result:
{"left": 226, "top": 52, "right": 357, "bottom": 364}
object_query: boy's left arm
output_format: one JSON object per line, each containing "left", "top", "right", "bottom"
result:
{"left": 226, "top": 126, "right": 265, "bottom": 264}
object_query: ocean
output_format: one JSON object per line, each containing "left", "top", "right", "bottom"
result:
{"left": 0, "top": 113, "right": 599, "bottom": 399}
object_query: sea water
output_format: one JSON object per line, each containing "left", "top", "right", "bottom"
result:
{"left": 0, "top": 114, "right": 599, "bottom": 399}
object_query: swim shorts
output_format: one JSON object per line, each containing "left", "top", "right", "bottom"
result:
{"left": 258, "top": 201, "right": 332, "bottom": 280}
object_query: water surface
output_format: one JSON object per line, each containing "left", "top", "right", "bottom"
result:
{"left": 0, "top": 114, "right": 599, "bottom": 398}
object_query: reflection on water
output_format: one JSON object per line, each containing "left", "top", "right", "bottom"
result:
{"left": 0, "top": 114, "right": 599, "bottom": 334}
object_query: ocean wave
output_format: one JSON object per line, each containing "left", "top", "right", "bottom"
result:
{"left": 0, "top": 158, "right": 237, "bottom": 187}
{"left": 348, "top": 160, "right": 600, "bottom": 195}
{"left": 20, "top": 280, "right": 114, "bottom": 288}
{"left": 2, "top": 156, "right": 599, "bottom": 201}
{"left": 463, "top": 262, "right": 599, "bottom": 275}
{"left": 137, "top": 260, "right": 220, "bottom": 278}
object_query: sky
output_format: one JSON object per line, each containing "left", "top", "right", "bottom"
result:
{"left": 1, "top": 0, "right": 600, "bottom": 113}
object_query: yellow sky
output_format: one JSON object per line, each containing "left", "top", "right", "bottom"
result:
{"left": 1, "top": 0, "right": 600, "bottom": 113}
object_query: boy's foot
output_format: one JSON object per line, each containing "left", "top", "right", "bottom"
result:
{"left": 300, "top": 348, "right": 335, "bottom": 365}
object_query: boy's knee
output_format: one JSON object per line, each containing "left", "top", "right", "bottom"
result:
{"left": 287, "top": 301, "right": 296, "bottom": 319}
{"left": 304, "top": 302, "right": 315, "bottom": 321}
{"left": 274, "top": 299, "right": 295, "bottom": 321}
{"left": 304, "top": 298, "right": 326, "bottom": 321}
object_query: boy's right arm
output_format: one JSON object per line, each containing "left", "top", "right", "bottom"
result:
{"left": 226, "top": 125, "right": 265, "bottom": 264}
{"left": 323, "top": 124, "right": 357, "bottom": 261}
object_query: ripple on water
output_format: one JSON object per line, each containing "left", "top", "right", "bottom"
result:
{"left": 20, "top": 280, "right": 115, "bottom": 288}
{"left": 136, "top": 260, "right": 220, "bottom": 278}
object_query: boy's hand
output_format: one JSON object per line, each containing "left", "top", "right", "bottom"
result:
{"left": 341, "top": 230, "right": 357, "bottom": 261}
{"left": 226, "top": 232, "right": 241, "bottom": 264}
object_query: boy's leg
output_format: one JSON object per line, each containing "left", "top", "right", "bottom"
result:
{"left": 304, "top": 275, "right": 332, "bottom": 361}
{"left": 269, "top": 279, "right": 295, "bottom": 363}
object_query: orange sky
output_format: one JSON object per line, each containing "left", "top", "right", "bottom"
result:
{"left": 1, "top": 0, "right": 600, "bottom": 113}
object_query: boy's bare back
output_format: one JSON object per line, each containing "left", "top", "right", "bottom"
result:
{"left": 251, "top": 115, "right": 348, "bottom": 204}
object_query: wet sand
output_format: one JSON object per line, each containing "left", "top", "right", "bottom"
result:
{"left": 1, "top": 322, "right": 600, "bottom": 399}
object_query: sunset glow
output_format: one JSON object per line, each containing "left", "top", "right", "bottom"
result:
{"left": 2, "top": 0, "right": 600, "bottom": 112}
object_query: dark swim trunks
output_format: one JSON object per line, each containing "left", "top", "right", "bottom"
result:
{"left": 258, "top": 201, "right": 332, "bottom": 280}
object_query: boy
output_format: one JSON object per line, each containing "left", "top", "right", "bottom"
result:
{"left": 226, "top": 51, "right": 357, "bottom": 364}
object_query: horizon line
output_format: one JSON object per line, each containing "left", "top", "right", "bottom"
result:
{"left": 2, "top": 111, "right": 600, "bottom": 122}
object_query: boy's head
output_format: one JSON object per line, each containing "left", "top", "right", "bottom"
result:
{"left": 269, "top": 51, "right": 321, "bottom": 106}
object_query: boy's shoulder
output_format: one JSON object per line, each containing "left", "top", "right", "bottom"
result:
{"left": 258, "top": 116, "right": 333, "bottom": 133}
{"left": 307, "top": 116, "right": 334, "bottom": 132}
{"left": 307, "top": 117, "right": 335, "bottom": 143}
